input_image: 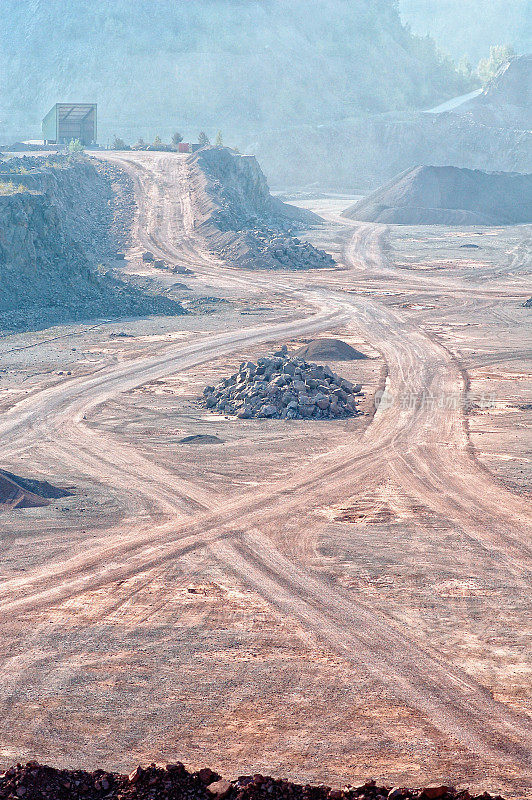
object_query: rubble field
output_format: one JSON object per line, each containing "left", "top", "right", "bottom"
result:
{"left": 0, "top": 762, "right": 507, "bottom": 800}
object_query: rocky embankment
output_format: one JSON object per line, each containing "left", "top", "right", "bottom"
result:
{"left": 187, "top": 147, "right": 335, "bottom": 270}
{"left": 342, "top": 165, "right": 532, "bottom": 225}
{"left": 251, "top": 57, "right": 532, "bottom": 192}
{"left": 0, "top": 155, "right": 184, "bottom": 331}
{"left": 0, "top": 761, "right": 507, "bottom": 800}
{"left": 202, "top": 346, "right": 362, "bottom": 419}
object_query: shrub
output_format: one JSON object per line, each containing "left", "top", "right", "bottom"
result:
{"left": 68, "top": 138, "right": 84, "bottom": 153}
{"left": 477, "top": 44, "right": 515, "bottom": 85}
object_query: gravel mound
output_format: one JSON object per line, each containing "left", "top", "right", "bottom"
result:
{"left": 295, "top": 339, "right": 367, "bottom": 361}
{"left": 0, "top": 761, "right": 507, "bottom": 800}
{"left": 455, "top": 55, "right": 532, "bottom": 130}
{"left": 202, "top": 346, "right": 362, "bottom": 419}
{"left": 342, "top": 165, "right": 532, "bottom": 226}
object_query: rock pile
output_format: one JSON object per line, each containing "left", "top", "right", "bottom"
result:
{"left": 220, "top": 228, "right": 336, "bottom": 271}
{"left": 0, "top": 761, "right": 507, "bottom": 800}
{"left": 0, "top": 469, "right": 71, "bottom": 510}
{"left": 202, "top": 346, "right": 362, "bottom": 419}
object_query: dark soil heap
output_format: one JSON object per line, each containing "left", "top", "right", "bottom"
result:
{"left": 342, "top": 165, "right": 532, "bottom": 226}
{"left": 202, "top": 346, "right": 362, "bottom": 419}
{"left": 0, "top": 761, "right": 507, "bottom": 800}
{"left": 0, "top": 469, "right": 71, "bottom": 510}
{"left": 295, "top": 339, "right": 367, "bottom": 361}
{"left": 187, "top": 147, "right": 335, "bottom": 270}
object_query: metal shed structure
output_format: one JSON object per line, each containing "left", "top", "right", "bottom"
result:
{"left": 42, "top": 103, "right": 97, "bottom": 145}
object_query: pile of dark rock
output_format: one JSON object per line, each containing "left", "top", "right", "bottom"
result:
{"left": 0, "top": 762, "right": 507, "bottom": 800}
{"left": 219, "top": 227, "right": 336, "bottom": 271}
{"left": 202, "top": 346, "right": 362, "bottom": 419}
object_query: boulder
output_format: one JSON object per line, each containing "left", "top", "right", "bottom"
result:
{"left": 207, "top": 779, "right": 233, "bottom": 799}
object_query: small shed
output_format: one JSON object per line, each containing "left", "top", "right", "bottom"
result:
{"left": 42, "top": 103, "right": 97, "bottom": 145}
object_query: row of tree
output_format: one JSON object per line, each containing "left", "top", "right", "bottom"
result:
{"left": 456, "top": 44, "right": 516, "bottom": 85}
{"left": 110, "top": 130, "right": 223, "bottom": 151}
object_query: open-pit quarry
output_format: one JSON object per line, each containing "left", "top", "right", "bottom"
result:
{"left": 0, "top": 148, "right": 530, "bottom": 800}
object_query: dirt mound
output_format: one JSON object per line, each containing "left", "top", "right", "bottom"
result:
{"left": 179, "top": 434, "right": 224, "bottom": 444}
{"left": 342, "top": 165, "right": 532, "bottom": 225}
{"left": 0, "top": 469, "right": 71, "bottom": 509}
{"left": 295, "top": 338, "right": 367, "bottom": 361}
{"left": 187, "top": 147, "right": 335, "bottom": 270}
{"left": 0, "top": 761, "right": 507, "bottom": 800}
{"left": 202, "top": 346, "right": 362, "bottom": 419}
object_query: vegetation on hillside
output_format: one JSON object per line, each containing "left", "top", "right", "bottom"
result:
{"left": 477, "top": 45, "right": 516, "bottom": 85}
{"left": 0, "top": 0, "right": 470, "bottom": 144}
{"left": 399, "top": 0, "right": 528, "bottom": 63}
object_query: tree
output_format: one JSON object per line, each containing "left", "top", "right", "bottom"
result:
{"left": 215, "top": 130, "right": 223, "bottom": 147}
{"left": 68, "top": 138, "right": 84, "bottom": 153}
{"left": 171, "top": 131, "right": 183, "bottom": 146}
{"left": 111, "top": 136, "right": 127, "bottom": 150}
{"left": 198, "top": 131, "right": 210, "bottom": 147}
{"left": 477, "top": 44, "right": 515, "bottom": 85}
{"left": 457, "top": 55, "right": 473, "bottom": 82}
{"left": 153, "top": 135, "right": 163, "bottom": 148}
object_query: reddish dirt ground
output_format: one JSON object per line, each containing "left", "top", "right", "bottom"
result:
{"left": 0, "top": 153, "right": 530, "bottom": 798}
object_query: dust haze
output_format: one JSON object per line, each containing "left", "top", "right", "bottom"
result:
{"left": 0, "top": 2, "right": 531, "bottom": 800}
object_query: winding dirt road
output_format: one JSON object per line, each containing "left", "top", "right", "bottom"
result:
{"left": 1, "top": 152, "right": 530, "bottom": 788}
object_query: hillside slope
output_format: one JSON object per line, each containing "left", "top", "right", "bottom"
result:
{"left": 0, "top": 0, "right": 468, "bottom": 144}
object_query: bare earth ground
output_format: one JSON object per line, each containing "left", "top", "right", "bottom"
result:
{"left": 0, "top": 153, "right": 530, "bottom": 797}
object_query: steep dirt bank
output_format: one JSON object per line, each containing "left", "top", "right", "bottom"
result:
{"left": 342, "top": 165, "right": 532, "bottom": 225}
{"left": 0, "top": 155, "right": 184, "bottom": 331}
{"left": 0, "top": 761, "right": 507, "bottom": 800}
{"left": 187, "top": 147, "right": 335, "bottom": 270}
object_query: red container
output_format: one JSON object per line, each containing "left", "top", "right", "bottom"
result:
{"left": 178, "top": 142, "right": 191, "bottom": 153}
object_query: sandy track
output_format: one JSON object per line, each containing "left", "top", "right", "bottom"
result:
{"left": 1, "top": 152, "right": 531, "bottom": 777}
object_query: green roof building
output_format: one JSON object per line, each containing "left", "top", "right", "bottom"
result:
{"left": 42, "top": 103, "right": 97, "bottom": 145}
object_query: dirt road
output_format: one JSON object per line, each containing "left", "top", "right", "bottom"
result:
{"left": 1, "top": 152, "right": 530, "bottom": 791}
